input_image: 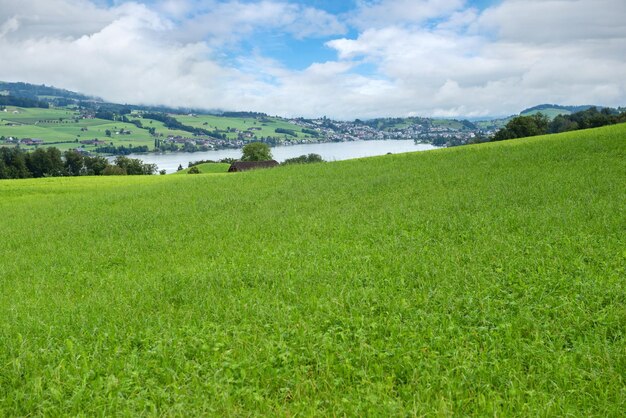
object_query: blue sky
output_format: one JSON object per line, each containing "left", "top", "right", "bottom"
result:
{"left": 1, "top": 0, "right": 625, "bottom": 119}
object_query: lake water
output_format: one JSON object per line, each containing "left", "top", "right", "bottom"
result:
{"left": 128, "top": 140, "right": 439, "bottom": 173}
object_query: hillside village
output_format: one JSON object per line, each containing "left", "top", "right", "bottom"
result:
{"left": 1, "top": 105, "right": 492, "bottom": 154}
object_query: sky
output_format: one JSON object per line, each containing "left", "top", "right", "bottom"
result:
{"left": 0, "top": 0, "right": 625, "bottom": 119}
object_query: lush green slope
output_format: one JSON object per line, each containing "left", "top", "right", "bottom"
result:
{"left": 521, "top": 108, "right": 571, "bottom": 119}
{"left": 0, "top": 107, "right": 163, "bottom": 151}
{"left": 0, "top": 125, "right": 624, "bottom": 416}
{"left": 0, "top": 107, "right": 315, "bottom": 152}
{"left": 175, "top": 114, "right": 316, "bottom": 141}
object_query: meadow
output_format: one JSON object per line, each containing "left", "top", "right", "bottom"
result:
{"left": 0, "top": 107, "right": 160, "bottom": 151}
{"left": 175, "top": 114, "right": 316, "bottom": 140}
{"left": 0, "top": 107, "right": 316, "bottom": 152}
{"left": 0, "top": 124, "right": 624, "bottom": 415}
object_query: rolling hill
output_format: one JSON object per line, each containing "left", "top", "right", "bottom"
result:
{"left": 0, "top": 123, "right": 624, "bottom": 415}
{"left": 475, "top": 104, "right": 604, "bottom": 130}
{"left": 0, "top": 105, "right": 319, "bottom": 153}
{"left": 520, "top": 104, "right": 597, "bottom": 117}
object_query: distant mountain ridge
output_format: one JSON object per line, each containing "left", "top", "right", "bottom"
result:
{"left": 520, "top": 104, "right": 598, "bottom": 115}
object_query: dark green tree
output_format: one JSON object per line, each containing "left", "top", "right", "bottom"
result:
{"left": 64, "top": 150, "right": 85, "bottom": 176}
{"left": 103, "top": 165, "right": 127, "bottom": 175}
{"left": 26, "top": 148, "right": 52, "bottom": 178}
{"left": 549, "top": 115, "right": 579, "bottom": 133}
{"left": 114, "top": 156, "right": 157, "bottom": 175}
{"left": 493, "top": 113, "right": 549, "bottom": 141}
{"left": 282, "top": 153, "right": 324, "bottom": 165}
{"left": 84, "top": 155, "right": 109, "bottom": 175}
{"left": 25, "top": 148, "right": 64, "bottom": 177}
{"left": 3, "top": 148, "right": 30, "bottom": 178}
{"left": 241, "top": 142, "right": 272, "bottom": 161}
{"left": 46, "top": 148, "right": 64, "bottom": 176}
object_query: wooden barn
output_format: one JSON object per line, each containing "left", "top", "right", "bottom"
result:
{"left": 228, "top": 160, "right": 279, "bottom": 172}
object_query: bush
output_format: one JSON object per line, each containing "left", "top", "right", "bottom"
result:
{"left": 103, "top": 165, "right": 127, "bottom": 176}
{"left": 493, "top": 114, "right": 549, "bottom": 141}
{"left": 282, "top": 154, "right": 324, "bottom": 165}
{"left": 188, "top": 166, "right": 201, "bottom": 174}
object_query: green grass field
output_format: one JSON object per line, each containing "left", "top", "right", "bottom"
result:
{"left": 475, "top": 108, "right": 575, "bottom": 131}
{"left": 521, "top": 108, "right": 573, "bottom": 119}
{"left": 0, "top": 107, "right": 161, "bottom": 151}
{"left": 175, "top": 114, "right": 315, "bottom": 140}
{"left": 0, "top": 124, "right": 624, "bottom": 415}
{"left": 0, "top": 107, "right": 316, "bottom": 152}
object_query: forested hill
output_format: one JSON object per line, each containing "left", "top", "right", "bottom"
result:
{"left": 0, "top": 81, "right": 96, "bottom": 103}
{"left": 0, "top": 81, "right": 214, "bottom": 115}
{"left": 521, "top": 104, "right": 598, "bottom": 115}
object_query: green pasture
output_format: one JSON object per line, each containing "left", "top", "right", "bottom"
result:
{"left": 0, "top": 124, "right": 624, "bottom": 415}
{"left": 521, "top": 108, "right": 572, "bottom": 119}
{"left": 475, "top": 108, "right": 573, "bottom": 131}
{"left": 175, "top": 162, "right": 231, "bottom": 174}
{"left": 0, "top": 107, "right": 317, "bottom": 153}
{"left": 475, "top": 117, "right": 511, "bottom": 130}
{"left": 0, "top": 106, "right": 77, "bottom": 122}
{"left": 131, "top": 117, "right": 190, "bottom": 139}
{"left": 175, "top": 114, "right": 315, "bottom": 140}
{"left": 0, "top": 107, "right": 189, "bottom": 151}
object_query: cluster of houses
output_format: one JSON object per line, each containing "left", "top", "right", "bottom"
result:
{"left": 19, "top": 138, "right": 44, "bottom": 146}
{"left": 289, "top": 117, "right": 486, "bottom": 146}
{"left": 166, "top": 135, "right": 245, "bottom": 150}
{"left": 0, "top": 136, "right": 103, "bottom": 154}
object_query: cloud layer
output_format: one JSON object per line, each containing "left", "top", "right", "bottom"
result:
{"left": 1, "top": 0, "right": 625, "bottom": 119}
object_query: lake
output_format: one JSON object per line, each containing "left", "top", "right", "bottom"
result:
{"left": 128, "top": 140, "right": 439, "bottom": 173}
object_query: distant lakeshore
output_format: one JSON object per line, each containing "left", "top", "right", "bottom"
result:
{"left": 127, "top": 140, "right": 440, "bottom": 173}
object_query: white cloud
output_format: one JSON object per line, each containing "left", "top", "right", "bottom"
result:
{"left": 351, "top": 0, "right": 465, "bottom": 28}
{"left": 0, "top": 16, "right": 19, "bottom": 39}
{"left": 168, "top": 0, "right": 347, "bottom": 45}
{"left": 156, "top": 0, "right": 195, "bottom": 19}
{"left": 0, "top": 0, "right": 115, "bottom": 40}
{"left": 323, "top": 0, "right": 626, "bottom": 117}
{"left": 0, "top": 0, "right": 625, "bottom": 119}
{"left": 477, "top": 0, "right": 626, "bottom": 43}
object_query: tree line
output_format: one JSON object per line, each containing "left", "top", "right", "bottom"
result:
{"left": 494, "top": 107, "right": 626, "bottom": 141}
{"left": 0, "top": 147, "right": 157, "bottom": 179}
{"left": 275, "top": 128, "right": 298, "bottom": 137}
{"left": 94, "top": 144, "right": 150, "bottom": 155}
{"left": 282, "top": 153, "right": 324, "bottom": 165}
{"left": 0, "top": 95, "right": 49, "bottom": 109}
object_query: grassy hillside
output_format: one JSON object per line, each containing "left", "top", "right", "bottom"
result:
{"left": 0, "top": 124, "right": 624, "bottom": 415}
{"left": 175, "top": 114, "right": 315, "bottom": 140}
{"left": 0, "top": 107, "right": 160, "bottom": 151}
{"left": 0, "top": 107, "right": 315, "bottom": 152}
{"left": 521, "top": 107, "right": 572, "bottom": 119}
